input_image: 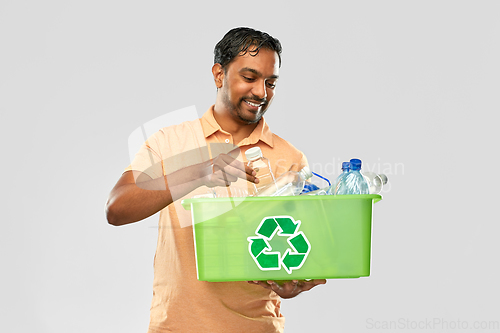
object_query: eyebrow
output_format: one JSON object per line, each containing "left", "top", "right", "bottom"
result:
{"left": 239, "top": 67, "right": 279, "bottom": 80}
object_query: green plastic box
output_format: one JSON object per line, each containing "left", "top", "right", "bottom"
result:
{"left": 182, "top": 194, "right": 381, "bottom": 282}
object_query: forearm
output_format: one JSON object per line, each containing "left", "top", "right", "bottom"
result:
{"left": 106, "top": 163, "right": 206, "bottom": 226}
{"left": 106, "top": 183, "right": 166, "bottom": 226}
{"left": 106, "top": 153, "right": 255, "bottom": 226}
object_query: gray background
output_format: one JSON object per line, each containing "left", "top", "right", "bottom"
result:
{"left": 1, "top": 0, "right": 499, "bottom": 332}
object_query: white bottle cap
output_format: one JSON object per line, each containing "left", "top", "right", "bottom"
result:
{"left": 245, "top": 147, "right": 262, "bottom": 161}
{"left": 300, "top": 166, "right": 313, "bottom": 180}
{"left": 379, "top": 174, "right": 388, "bottom": 185}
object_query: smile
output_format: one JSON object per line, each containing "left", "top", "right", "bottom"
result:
{"left": 244, "top": 100, "right": 264, "bottom": 108}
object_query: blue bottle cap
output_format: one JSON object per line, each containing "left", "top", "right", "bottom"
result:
{"left": 349, "top": 158, "right": 362, "bottom": 171}
{"left": 341, "top": 162, "right": 350, "bottom": 171}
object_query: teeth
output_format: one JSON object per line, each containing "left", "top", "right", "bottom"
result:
{"left": 245, "top": 100, "right": 261, "bottom": 107}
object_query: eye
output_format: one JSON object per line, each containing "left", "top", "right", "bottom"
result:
{"left": 242, "top": 76, "right": 255, "bottom": 82}
{"left": 266, "top": 82, "right": 276, "bottom": 89}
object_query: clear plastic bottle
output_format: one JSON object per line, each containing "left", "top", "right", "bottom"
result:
{"left": 328, "top": 161, "right": 350, "bottom": 195}
{"left": 361, "top": 172, "right": 388, "bottom": 194}
{"left": 245, "top": 147, "right": 275, "bottom": 194}
{"left": 335, "top": 158, "right": 369, "bottom": 195}
{"left": 255, "top": 166, "right": 313, "bottom": 197}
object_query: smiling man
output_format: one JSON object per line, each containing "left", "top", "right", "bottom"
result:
{"left": 212, "top": 32, "right": 280, "bottom": 144}
{"left": 215, "top": 48, "right": 278, "bottom": 123}
{"left": 106, "top": 27, "right": 326, "bottom": 333}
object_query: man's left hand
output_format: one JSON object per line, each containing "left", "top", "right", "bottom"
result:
{"left": 248, "top": 279, "right": 326, "bottom": 299}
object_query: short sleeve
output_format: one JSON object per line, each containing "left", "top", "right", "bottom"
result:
{"left": 124, "top": 130, "right": 165, "bottom": 180}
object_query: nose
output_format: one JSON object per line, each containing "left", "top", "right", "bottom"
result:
{"left": 251, "top": 79, "right": 267, "bottom": 101}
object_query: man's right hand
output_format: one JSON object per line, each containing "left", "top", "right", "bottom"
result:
{"left": 200, "top": 152, "right": 258, "bottom": 188}
{"left": 106, "top": 150, "right": 259, "bottom": 226}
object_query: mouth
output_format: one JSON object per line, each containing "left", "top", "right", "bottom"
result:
{"left": 243, "top": 99, "right": 265, "bottom": 110}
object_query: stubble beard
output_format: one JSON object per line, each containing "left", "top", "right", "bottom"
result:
{"left": 221, "top": 89, "right": 266, "bottom": 125}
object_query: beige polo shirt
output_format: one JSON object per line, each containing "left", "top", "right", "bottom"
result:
{"left": 126, "top": 105, "right": 307, "bottom": 332}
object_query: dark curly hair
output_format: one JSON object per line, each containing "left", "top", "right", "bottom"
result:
{"left": 214, "top": 27, "right": 282, "bottom": 71}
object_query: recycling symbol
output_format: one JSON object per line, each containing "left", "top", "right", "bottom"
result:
{"left": 247, "top": 216, "right": 311, "bottom": 274}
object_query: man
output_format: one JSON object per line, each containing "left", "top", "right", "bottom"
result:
{"left": 106, "top": 27, "right": 326, "bottom": 332}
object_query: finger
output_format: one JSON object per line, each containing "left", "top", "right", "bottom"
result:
{"left": 227, "top": 162, "right": 257, "bottom": 183}
{"left": 267, "top": 281, "right": 280, "bottom": 289}
{"left": 211, "top": 163, "right": 239, "bottom": 185}
{"left": 281, "top": 280, "right": 298, "bottom": 293}
{"left": 280, "top": 280, "right": 297, "bottom": 288}
{"left": 253, "top": 281, "right": 272, "bottom": 290}
{"left": 205, "top": 170, "right": 233, "bottom": 187}
{"left": 245, "top": 165, "right": 258, "bottom": 183}
{"left": 218, "top": 154, "right": 258, "bottom": 183}
{"left": 300, "top": 279, "right": 327, "bottom": 291}
{"left": 213, "top": 168, "right": 238, "bottom": 184}
{"left": 219, "top": 152, "right": 243, "bottom": 167}
{"left": 311, "top": 279, "right": 327, "bottom": 285}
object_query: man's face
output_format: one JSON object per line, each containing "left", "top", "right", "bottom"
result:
{"left": 219, "top": 48, "right": 280, "bottom": 124}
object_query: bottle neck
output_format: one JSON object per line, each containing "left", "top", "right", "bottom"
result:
{"left": 249, "top": 156, "right": 262, "bottom": 163}
{"left": 299, "top": 170, "right": 311, "bottom": 181}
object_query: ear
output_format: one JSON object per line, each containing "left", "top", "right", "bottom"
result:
{"left": 212, "top": 63, "right": 224, "bottom": 89}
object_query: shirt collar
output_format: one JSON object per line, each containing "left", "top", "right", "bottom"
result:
{"left": 200, "top": 105, "right": 274, "bottom": 147}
